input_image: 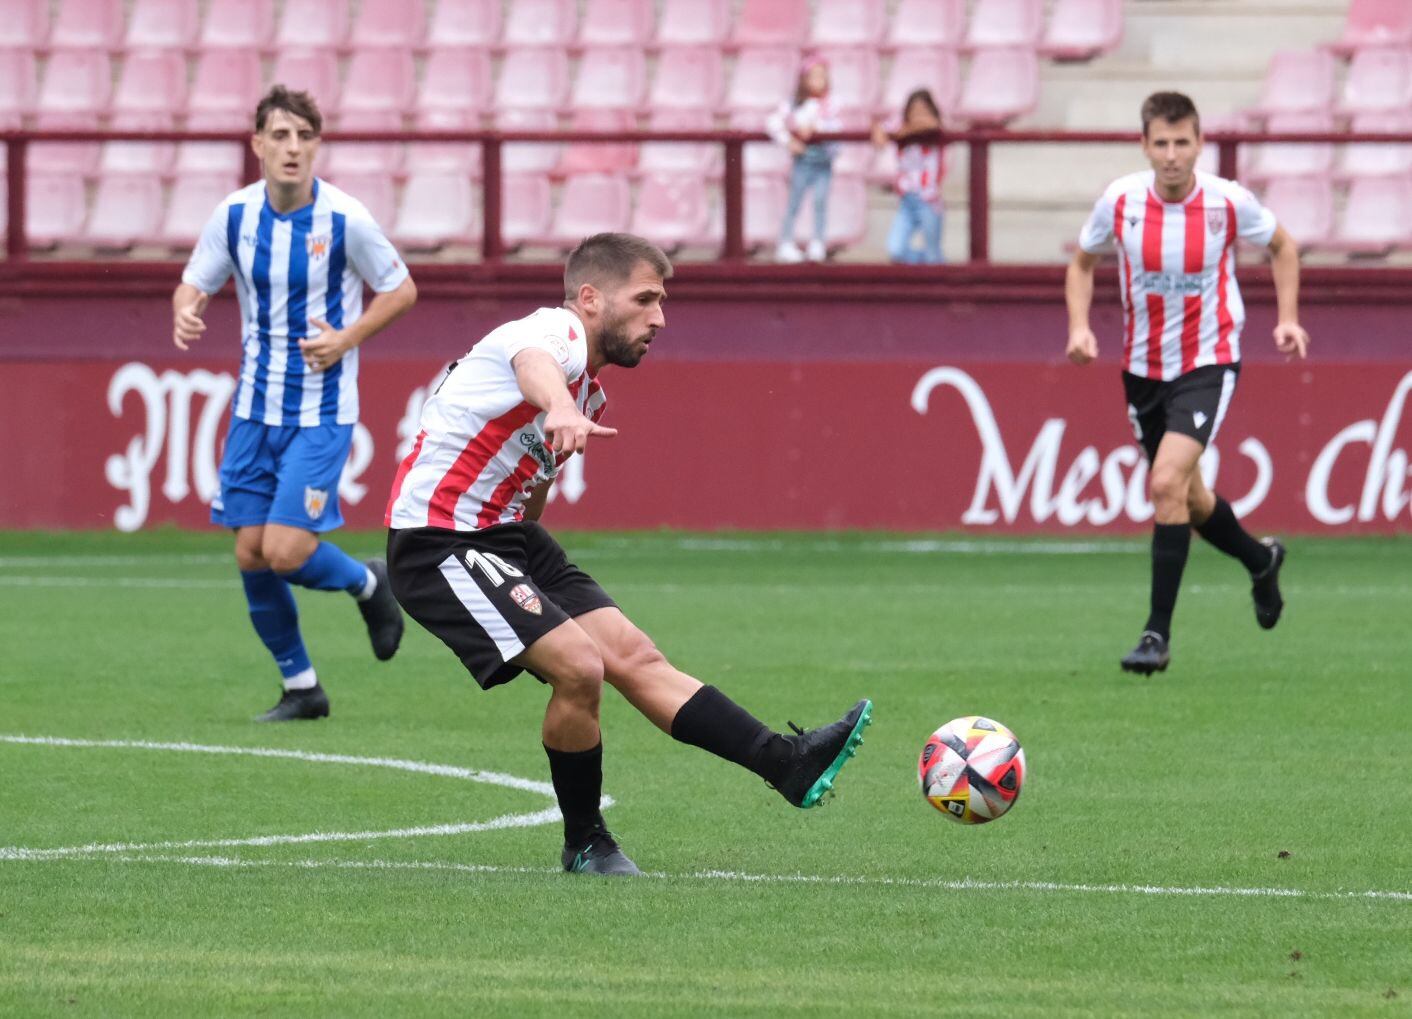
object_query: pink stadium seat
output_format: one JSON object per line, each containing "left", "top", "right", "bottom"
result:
{"left": 1333, "top": 176, "right": 1412, "bottom": 252}
{"left": 27, "top": 173, "right": 87, "bottom": 247}
{"left": 885, "top": 0, "right": 966, "bottom": 49}
{"left": 1196, "top": 112, "right": 1250, "bottom": 177}
{"left": 639, "top": 109, "right": 722, "bottom": 178}
{"left": 1260, "top": 177, "right": 1333, "bottom": 249}
{"left": 1333, "top": 0, "right": 1412, "bottom": 56}
{"left": 578, "top": 0, "right": 655, "bottom": 46}
{"left": 350, "top": 0, "right": 426, "bottom": 49}
{"left": 793, "top": 174, "right": 868, "bottom": 249}
{"left": 965, "top": 0, "right": 1044, "bottom": 50}
{"left": 411, "top": 108, "right": 483, "bottom": 173}
{"left": 494, "top": 48, "right": 571, "bottom": 111}
{"left": 418, "top": 48, "right": 493, "bottom": 113}
{"left": 1040, "top": 0, "right": 1123, "bottom": 61}
{"left": 48, "top": 0, "right": 124, "bottom": 50}
{"left": 269, "top": 49, "right": 341, "bottom": 111}
{"left": 817, "top": 47, "right": 880, "bottom": 114}
{"left": 630, "top": 173, "right": 712, "bottom": 249}
{"left": 323, "top": 172, "right": 397, "bottom": 229}
{"left": 324, "top": 110, "right": 404, "bottom": 175}
{"left": 395, "top": 171, "right": 478, "bottom": 248}
{"left": 1251, "top": 50, "right": 1336, "bottom": 117}
{"left": 497, "top": 108, "right": 563, "bottom": 174}
{"left": 655, "top": 0, "right": 731, "bottom": 47}
{"left": 275, "top": 0, "right": 347, "bottom": 50}
{"left": 831, "top": 109, "right": 876, "bottom": 177}
{"left": 38, "top": 49, "right": 111, "bottom": 115}
{"left": 726, "top": 48, "right": 802, "bottom": 113}
{"left": 0, "top": 50, "right": 37, "bottom": 129}
{"left": 1248, "top": 111, "right": 1335, "bottom": 182}
{"left": 731, "top": 109, "right": 792, "bottom": 177}
{"left": 955, "top": 48, "right": 1038, "bottom": 125}
{"left": 1339, "top": 47, "right": 1412, "bottom": 116}
{"left": 426, "top": 0, "right": 502, "bottom": 48}
{"left": 341, "top": 50, "right": 416, "bottom": 112}
{"left": 882, "top": 47, "right": 962, "bottom": 117}
{"left": 0, "top": 0, "right": 49, "bottom": 48}
{"left": 649, "top": 47, "right": 724, "bottom": 111}
{"left": 503, "top": 0, "right": 577, "bottom": 47}
{"left": 732, "top": 0, "right": 810, "bottom": 47}
{"left": 500, "top": 172, "right": 553, "bottom": 248}
{"left": 559, "top": 109, "right": 638, "bottom": 176}
{"left": 160, "top": 172, "right": 239, "bottom": 246}
{"left": 85, "top": 173, "right": 164, "bottom": 248}
{"left": 549, "top": 173, "right": 632, "bottom": 247}
{"left": 570, "top": 47, "right": 646, "bottom": 110}
{"left": 811, "top": 0, "right": 887, "bottom": 47}
{"left": 868, "top": 138, "right": 898, "bottom": 187}
{"left": 125, "top": 0, "right": 199, "bottom": 50}
{"left": 176, "top": 111, "right": 248, "bottom": 176}
{"left": 744, "top": 175, "right": 787, "bottom": 249}
{"left": 112, "top": 51, "right": 188, "bottom": 115}
{"left": 199, "top": 0, "right": 275, "bottom": 50}
{"left": 101, "top": 111, "right": 175, "bottom": 176}
{"left": 31, "top": 113, "right": 101, "bottom": 175}
{"left": 1338, "top": 112, "right": 1412, "bottom": 179}
{"left": 0, "top": 171, "right": 6, "bottom": 236}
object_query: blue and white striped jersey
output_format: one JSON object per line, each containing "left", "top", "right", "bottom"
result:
{"left": 182, "top": 178, "right": 409, "bottom": 427}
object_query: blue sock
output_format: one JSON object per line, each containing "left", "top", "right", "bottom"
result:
{"left": 281, "top": 541, "right": 369, "bottom": 595}
{"left": 241, "top": 569, "right": 312, "bottom": 680}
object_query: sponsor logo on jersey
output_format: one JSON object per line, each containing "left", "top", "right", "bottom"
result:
{"left": 519, "top": 432, "right": 556, "bottom": 472}
{"left": 1134, "top": 270, "right": 1208, "bottom": 296}
{"left": 306, "top": 233, "right": 331, "bottom": 259}
{"left": 304, "top": 486, "right": 329, "bottom": 519}
{"left": 509, "top": 583, "right": 542, "bottom": 615}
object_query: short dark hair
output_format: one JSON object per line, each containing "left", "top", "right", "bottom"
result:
{"left": 564, "top": 233, "right": 673, "bottom": 299}
{"left": 255, "top": 85, "right": 323, "bottom": 135}
{"left": 1141, "top": 91, "right": 1199, "bottom": 137}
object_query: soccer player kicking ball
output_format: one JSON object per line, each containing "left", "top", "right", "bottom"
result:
{"left": 385, "top": 233, "right": 871, "bottom": 876}
{"left": 173, "top": 87, "right": 417, "bottom": 720}
{"left": 1065, "top": 92, "right": 1310, "bottom": 675}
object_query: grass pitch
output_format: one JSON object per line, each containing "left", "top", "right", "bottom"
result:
{"left": 1, "top": 529, "right": 1409, "bottom": 1017}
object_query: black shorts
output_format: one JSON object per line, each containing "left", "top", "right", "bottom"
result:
{"left": 1122, "top": 363, "right": 1240, "bottom": 463}
{"left": 387, "top": 522, "right": 616, "bottom": 690}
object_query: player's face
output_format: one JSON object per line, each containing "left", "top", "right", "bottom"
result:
{"left": 597, "top": 263, "right": 667, "bottom": 369}
{"left": 252, "top": 109, "right": 320, "bottom": 190}
{"left": 1142, "top": 116, "right": 1201, "bottom": 195}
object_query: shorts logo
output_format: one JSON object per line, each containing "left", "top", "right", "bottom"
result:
{"left": 304, "top": 487, "right": 329, "bottom": 519}
{"left": 1193, "top": 411, "right": 1209, "bottom": 429}
{"left": 509, "top": 583, "right": 542, "bottom": 615}
{"left": 1206, "top": 208, "right": 1227, "bottom": 236}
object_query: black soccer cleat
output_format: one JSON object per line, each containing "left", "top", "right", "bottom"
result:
{"left": 358, "top": 558, "right": 404, "bottom": 661}
{"left": 255, "top": 683, "right": 330, "bottom": 722}
{"left": 1120, "top": 631, "right": 1171, "bottom": 675}
{"left": 770, "top": 699, "right": 873, "bottom": 809}
{"left": 1251, "top": 538, "right": 1286, "bottom": 631}
{"left": 562, "top": 830, "right": 642, "bottom": 877}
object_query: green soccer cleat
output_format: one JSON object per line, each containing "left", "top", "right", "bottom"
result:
{"left": 562, "top": 830, "right": 642, "bottom": 877}
{"left": 772, "top": 699, "right": 873, "bottom": 809}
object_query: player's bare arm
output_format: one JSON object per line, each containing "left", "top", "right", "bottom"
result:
{"left": 1266, "top": 225, "right": 1310, "bottom": 360}
{"left": 512, "top": 348, "right": 618, "bottom": 454}
{"left": 171, "top": 283, "right": 211, "bottom": 350}
{"left": 299, "top": 275, "right": 418, "bottom": 373}
{"left": 1064, "top": 249, "right": 1101, "bottom": 366}
{"left": 522, "top": 480, "right": 552, "bottom": 522}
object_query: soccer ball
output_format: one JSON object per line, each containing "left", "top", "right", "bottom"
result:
{"left": 918, "top": 716, "right": 1026, "bottom": 824}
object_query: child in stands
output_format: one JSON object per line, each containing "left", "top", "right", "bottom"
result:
{"left": 768, "top": 55, "right": 841, "bottom": 263}
{"left": 873, "top": 89, "right": 946, "bottom": 264}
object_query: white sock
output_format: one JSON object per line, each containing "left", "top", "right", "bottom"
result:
{"left": 283, "top": 667, "right": 318, "bottom": 691}
{"left": 355, "top": 567, "right": 377, "bottom": 602}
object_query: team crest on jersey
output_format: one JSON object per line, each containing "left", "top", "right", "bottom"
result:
{"left": 1206, "top": 208, "right": 1227, "bottom": 235}
{"left": 306, "top": 233, "right": 331, "bottom": 259}
{"left": 509, "top": 583, "right": 542, "bottom": 615}
{"left": 304, "top": 487, "right": 329, "bottom": 519}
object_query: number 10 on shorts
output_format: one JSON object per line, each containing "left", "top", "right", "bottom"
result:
{"left": 464, "top": 549, "right": 523, "bottom": 587}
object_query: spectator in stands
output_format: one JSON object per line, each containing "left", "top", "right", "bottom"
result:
{"left": 767, "top": 55, "right": 840, "bottom": 263}
{"left": 873, "top": 88, "right": 946, "bottom": 264}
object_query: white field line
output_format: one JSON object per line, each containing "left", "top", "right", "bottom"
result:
{"left": 28, "top": 852, "right": 1412, "bottom": 906}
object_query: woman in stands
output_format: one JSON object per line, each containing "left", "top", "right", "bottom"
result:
{"left": 873, "top": 88, "right": 946, "bottom": 265}
{"left": 767, "top": 55, "right": 840, "bottom": 263}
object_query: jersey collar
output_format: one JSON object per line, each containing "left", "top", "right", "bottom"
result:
{"left": 261, "top": 177, "right": 320, "bottom": 221}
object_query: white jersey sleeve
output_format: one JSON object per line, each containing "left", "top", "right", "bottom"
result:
{"left": 345, "top": 205, "right": 410, "bottom": 293}
{"left": 181, "top": 202, "right": 236, "bottom": 294}
{"left": 1078, "top": 188, "right": 1118, "bottom": 254}
{"left": 1229, "top": 182, "right": 1278, "bottom": 247}
{"left": 499, "top": 310, "right": 589, "bottom": 382}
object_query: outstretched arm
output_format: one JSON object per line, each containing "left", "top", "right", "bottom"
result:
{"left": 1267, "top": 225, "right": 1309, "bottom": 359}
{"left": 512, "top": 349, "right": 617, "bottom": 455}
{"left": 1064, "top": 249, "right": 1101, "bottom": 366}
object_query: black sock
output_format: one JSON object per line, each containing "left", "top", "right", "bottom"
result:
{"left": 671, "top": 685, "right": 792, "bottom": 786}
{"left": 543, "top": 742, "right": 606, "bottom": 848}
{"left": 1194, "top": 496, "right": 1272, "bottom": 574}
{"left": 1145, "top": 523, "right": 1191, "bottom": 641}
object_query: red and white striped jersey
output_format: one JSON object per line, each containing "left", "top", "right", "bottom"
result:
{"left": 893, "top": 130, "right": 944, "bottom": 204}
{"left": 1079, "top": 170, "right": 1278, "bottom": 381}
{"left": 384, "top": 307, "right": 606, "bottom": 531}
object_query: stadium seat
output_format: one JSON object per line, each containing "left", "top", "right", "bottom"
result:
{"left": 1039, "top": 0, "right": 1123, "bottom": 61}
{"left": 654, "top": 0, "right": 731, "bottom": 47}
{"left": 112, "top": 51, "right": 188, "bottom": 115}
{"left": 125, "top": 0, "right": 199, "bottom": 49}
{"left": 793, "top": 174, "right": 869, "bottom": 250}
{"left": 275, "top": 0, "right": 348, "bottom": 50}
{"left": 817, "top": 47, "right": 880, "bottom": 115}
{"left": 868, "top": 138, "right": 898, "bottom": 187}
{"left": 341, "top": 50, "right": 416, "bottom": 113}
{"left": 810, "top": 0, "right": 887, "bottom": 47}
{"left": 48, "top": 0, "right": 124, "bottom": 50}
{"left": 648, "top": 47, "right": 724, "bottom": 112}
{"left": 199, "top": 0, "right": 274, "bottom": 50}
{"left": 955, "top": 48, "right": 1039, "bottom": 125}
{"left": 1332, "top": 0, "right": 1412, "bottom": 56}
{"left": 417, "top": 48, "right": 493, "bottom": 114}
{"left": 1250, "top": 50, "right": 1336, "bottom": 117}
{"left": 1247, "top": 111, "right": 1335, "bottom": 182}
{"left": 395, "top": 171, "right": 478, "bottom": 248}
{"left": 881, "top": 47, "right": 962, "bottom": 118}
{"left": 269, "top": 49, "right": 341, "bottom": 111}
{"left": 497, "top": 108, "right": 563, "bottom": 174}
{"left": 885, "top": 0, "right": 966, "bottom": 49}
{"left": 494, "top": 49, "right": 571, "bottom": 111}
{"left": 630, "top": 173, "right": 712, "bottom": 250}
{"left": 1339, "top": 47, "right": 1412, "bottom": 116}
{"left": 101, "top": 111, "right": 175, "bottom": 176}
{"left": 732, "top": 0, "right": 810, "bottom": 47}
{"left": 744, "top": 175, "right": 787, "bottom": 249}
{"left": 159, "top": 172, "right": 239, "bottom": 246}
{"left": 578, "top": 0, "right": 655, "bottom": 47}
{"left": 0, "top": 172, "right": 5, "bottom": 236}
{"left": 1333, "top": 176, "right": 1412, "bottom": 252}
{"left": 176, "top": 111, "right": 246, "bottom": 176}
{"left": 638, "top": 109, "right": 723, "bottom": 178}
{"left": 731, "top": 109, "right": 792, "bottom": 178}
{"left": 502, "top": 0, "right": 577, "bottom": 47}
{"left": 831, "top": 109, "right": 877, "bottom": 177}
{"left": 425, "top": 0, "right": 502, "bottom": 49}
{"left": 558, "top": 109, "right": 638, "bottom": 176}
{"left": 410, "top": 108, "right": 483, "bottom": 174}
{"left": 726, "top": 48, "right": 802, "bottom": 113}
{"left": 1338, "top": 112, "right": 1412, "bottom": 179}
{"left": 30, "top": 113, "right": 102, "bottom": 175}
{"left": 500, "top": 172, "right": 553, "bottom": 248}
{"left": 548, "top": 173, "right": 632, "bottom": 247}
{"left": 324, "top": 110, "right": 404, "bottom": 175}
{"left": 964, "top": 0, "right": 1044, "bottom": 50}
{"left": 1260, "top": 176, "right": 1333, "bottom": 249}
{"left": 85, "top": 173, "right": 164, "bottom": 248}
{"left": 26, "top": 173, "right": 87, "bottom": 247}
{"left": 0, "top": 50, "right": 37, "bottom": 129}
{"left": 569, "top": 47, "right": 646, "bottom": 110}
{"left": 0, "top": 0, "right": 49, "bottom": 48}
{"left": 349, "top": 0, "right": 426, "bottom": 49}
{"left": 323, "top": 172, "right": 397, "bottom": 229}
{"left": 38, "top": 49, "right": 111, "bottom": 115}
{"left": 1196, "top": 111, "right": 1250, "bottom": 177}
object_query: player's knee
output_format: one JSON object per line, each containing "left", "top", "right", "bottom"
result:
{"left": 606, "top": 631, "right": 668, "bottom": 683}
{"left": 549, "top": 645, "right": 604, "bottom": 709}
{"left": 262, "top": 536, "right": 314, "bottom": 574}
{"left": 234, "top": 544, "right": 267, "bottom": 572}
{"left": 1149, "top": 465, "right": 1189, "bottom": 508}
